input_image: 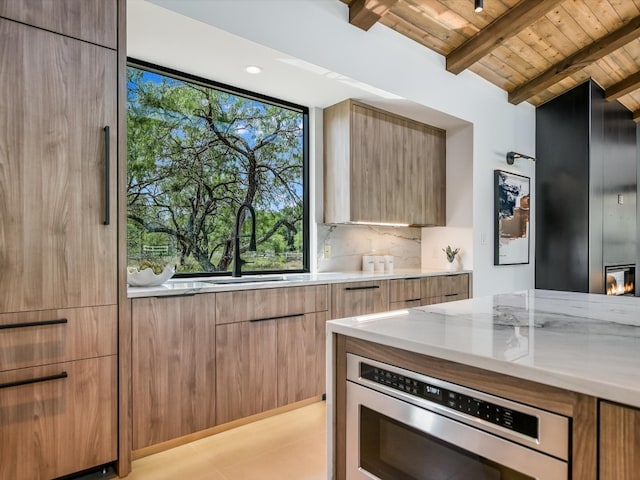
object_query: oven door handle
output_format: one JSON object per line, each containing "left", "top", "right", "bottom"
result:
{"left": 345, "top": 382, "right": 568, "bottom": 480}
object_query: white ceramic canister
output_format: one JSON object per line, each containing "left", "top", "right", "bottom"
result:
{"left": 362, "top": 255, "right": 375, "bottom": 273}
{"left": 384, "top": 255, "right": 394, "bottom": 273}
{"left": 374, "top": 256, "right": 385, "bottom": 273}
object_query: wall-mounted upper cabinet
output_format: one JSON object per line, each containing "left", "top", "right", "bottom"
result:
{"left": 323, "top": 99, "right": 445, "bottom": 226}
{"left": 0, "top": 0, "right": 118, "bottom": 49}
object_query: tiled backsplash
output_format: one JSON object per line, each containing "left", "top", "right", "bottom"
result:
{"left": 317, "top": 224, "right": 421, "bottom": 272}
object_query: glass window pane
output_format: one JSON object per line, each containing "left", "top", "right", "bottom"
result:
{"left": 126, "top": 64, "right": 308, "bottom": 275}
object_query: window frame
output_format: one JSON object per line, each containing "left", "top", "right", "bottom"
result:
{"left": 127, "top": 58, "right": 310, "bottom": 277}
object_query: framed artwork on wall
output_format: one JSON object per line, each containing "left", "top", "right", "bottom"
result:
{"left": 494, "top": 170, "right": 530, "bottom": 265}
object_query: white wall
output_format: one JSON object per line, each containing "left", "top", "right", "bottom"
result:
{"left": 139, "top": 0, "right": 537, "bottom": 296}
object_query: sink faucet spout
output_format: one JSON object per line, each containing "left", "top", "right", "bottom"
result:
{"left": 233, "top": 202, "right": 257, "bottom": 277}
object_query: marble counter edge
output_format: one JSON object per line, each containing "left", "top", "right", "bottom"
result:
{"left": 127, "top": 269, "right": 472, "bottom": 298}
{"left": 325, "top": 321, "right": 640, "bottom": 409}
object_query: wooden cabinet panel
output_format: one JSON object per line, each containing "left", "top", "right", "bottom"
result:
{"left": 0, "top": 19, "right": 117, "bottom": 312}
{"left": 277, "top": 312, "right": 328, "bottom": 406}
{"left": 132, "top": 295, "right": 216, "bottom": 449}
{"left": 389, "top": 278, "right": 422, "bottom": 303}
{"left": 405, "top": 120, "right": 446, "bottom": 226}
{"left": 600, "top": 401, "right": 640, "bottom": 479}
{"left": 216, "top": 319, "right": 277, "bottom": 424}
{"left": 324, "top": 99, "right": 446, "bottom": 226}
{"left": 0, "top": 305, "right": 117, "bottom": 371}
{"left": 0, "top": 356, "right": 117, "bottom": 480}
{"left": 331, "top": 280, "right": 389, "bottom": 319}
{"left": 216, "top": 285, "right": 328, "bottom": 324}
{"left": 0, "top": 0, "right": 117, "bottom": 48}
{"left": 421, "top": 274, "right": 469, "bottom": 304}
{"left": 350, "top": 106, "right": 406, "bottom": 223}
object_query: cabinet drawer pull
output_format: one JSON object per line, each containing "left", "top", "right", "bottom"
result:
{"left": 445, "top": 293, "right": 458, "bottom": 297}
{"left": 405, "top": 298, "right": 421, "bottom": 302}
{"left": 0, "top": 318, "right": 67, "bottom": 330}
{"left": 0, "top": 371, "right": 68, "bottom": 390}
{"left": 250, "top": 313, "right": 302, "bottom": 323}
{"left": 103, "top": 125, "right": 111, "bottom": 226}
{"left": 344, "top": 285, "right": 380, "bottom": 291}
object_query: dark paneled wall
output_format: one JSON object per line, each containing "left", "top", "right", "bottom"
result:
{"left": 535, "top": 80, "right": 637, "bottom": 294}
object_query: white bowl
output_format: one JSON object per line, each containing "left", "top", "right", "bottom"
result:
{"left": 127, "top": 265, "right": 175, "bottom": 287}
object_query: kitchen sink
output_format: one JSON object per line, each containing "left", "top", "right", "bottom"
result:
{"left": 204, "top": 275, "right": 289, "bottom": 285}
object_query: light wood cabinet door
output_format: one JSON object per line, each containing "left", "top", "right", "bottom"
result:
{"left": 600, "top": 401, "right": 640, "bottom": 479}
{"left": 405, "top": 120, "right": 446, "bottom": 226}
{"left": 350, "top": 105, "right": 406, "bottom": 223}
{"left": 421, "top": 274, "right": 469, "bottom": 305}
{"left": 132, "top": 295, "right": 216, "bottom": 449}
{"left": 0, "top": 19, "right": 117, "bottom": 312}
{"left": 0, "top": 356, "right": 117, "bottom": 480}
{"left": 0, "top": 305, "right": 117, "bottom": 371}
{"left": 276, "top": 312, "right": 328, "bottom": 406}
{"left": 324, "top": 99, "right": 446, "bottom": 226}
{"left": 216, "top": 319, "right": 277, "bottom": 424}
{"left": 0, "top": 0, "right": 117, "bottom": 48}
{"left": 331, "top": 280, "right": 389, "bottom": 319}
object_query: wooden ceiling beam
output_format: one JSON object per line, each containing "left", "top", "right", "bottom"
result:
{"left": 509, "top": 15, "right": 640, "bottom": 105}
{"left": 446, "top": 0, "right": 565, "bottom": 75}
{"left": 633, "top": 110, "right": 640, "bottom": 123}
{"left": 605, "top": 71, "right": 640, "bottom": 101}
{"left": 348, "top": 0, "right": 398, "bottom": 31}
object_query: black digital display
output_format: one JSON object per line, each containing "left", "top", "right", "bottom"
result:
{"left": 360, "top": 363, "right": 538, "bottom": 439}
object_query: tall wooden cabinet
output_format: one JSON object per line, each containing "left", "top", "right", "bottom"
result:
{"left": 324, "top": 99, "right": 446, "bottom": 226}
{"left": 0, "top": 2, "right": 122, "bottom": 478}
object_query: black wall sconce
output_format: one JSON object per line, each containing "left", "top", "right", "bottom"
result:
{"left": 506, "top": 151, "right": 536, "bottom": 165}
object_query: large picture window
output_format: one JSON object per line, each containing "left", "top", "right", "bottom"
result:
{"left": 127, "top": 61, "right": 309, "bottom": 275}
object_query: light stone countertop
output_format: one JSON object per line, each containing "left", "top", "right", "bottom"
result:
{"left": 326, "top": 289, "right": 640, "bottom": 407}
{"left": 127, "top": 269, "right": 471, "bottom": 298}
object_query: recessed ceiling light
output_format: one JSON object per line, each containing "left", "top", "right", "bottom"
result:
{"left": 245, "top": 65, "right": 262, "bottom": 74}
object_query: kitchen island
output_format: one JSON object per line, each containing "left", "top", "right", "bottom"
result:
{"left": 327, "top": 289, "right": 640, "bottom": 480}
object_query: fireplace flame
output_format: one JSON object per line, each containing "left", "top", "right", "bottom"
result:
{"left": 606, "top": 281, "right": 635, "bottom": 296}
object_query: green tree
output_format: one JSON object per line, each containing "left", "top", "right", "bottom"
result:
{"left": 127, "top": 67, "right": 304, "bottom": 273}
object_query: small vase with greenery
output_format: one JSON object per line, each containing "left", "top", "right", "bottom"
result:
{"left": 443, "top": 245, "right": 460, "bottom": 270}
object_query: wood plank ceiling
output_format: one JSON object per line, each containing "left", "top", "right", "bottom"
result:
{"left": 343, "top": 0, "right": 640, "bottom": 121}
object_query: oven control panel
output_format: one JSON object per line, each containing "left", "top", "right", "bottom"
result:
{"left": 361, "top": 363, "right": 538, "bottom": 438}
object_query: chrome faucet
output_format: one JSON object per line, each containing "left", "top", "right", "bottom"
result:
{"left": 232, "top": 202, "right": 257, "bottom": 277}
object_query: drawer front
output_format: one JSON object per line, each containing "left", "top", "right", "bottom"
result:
{"left": 389, "top": 278, "right": 422, "bottom": 303}
{"left": 390, "top": 299, "right": 422, "bottom": 310}
{"left": 0, "top": 305, "right": 117, "bottom": 371}
{"left": 216, "top": 285, "right": 328, "bottom": 324}
{"left": 0, "top": 355, "right": 117, "bottom": 480}
{"left": 421, "top": 274, "right": 469, "bottom": 299}
{"left": 331, "top": 281, "right": 389, "bottom": 319}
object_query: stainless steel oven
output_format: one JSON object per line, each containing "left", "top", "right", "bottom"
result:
{"left": 346, "top": 354, "right": 569, "bottom": 479}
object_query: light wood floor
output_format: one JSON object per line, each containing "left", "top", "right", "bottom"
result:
{"left": 126, "top": 402, "right": 326, "bottom": 480}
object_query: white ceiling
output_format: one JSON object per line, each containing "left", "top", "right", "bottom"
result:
{"left": 127, "top": 0, "right": 467, "bottom": 130}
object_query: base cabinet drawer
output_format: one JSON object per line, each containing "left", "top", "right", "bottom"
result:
{"left": 421, "top": 274, "right": 469, "bottom": 305}
{"left": 0, "top": 305, "right": 117, "bottom": 371}
{"left": 0, "top": 355, "right": 117, "bottom": 480}
{"left": 331, "top": 281, "right": 389, "bottom": 319}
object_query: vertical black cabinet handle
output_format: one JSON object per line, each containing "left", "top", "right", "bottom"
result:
{"left": 103, "top": 125, "right": 110, "bottom": 225}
